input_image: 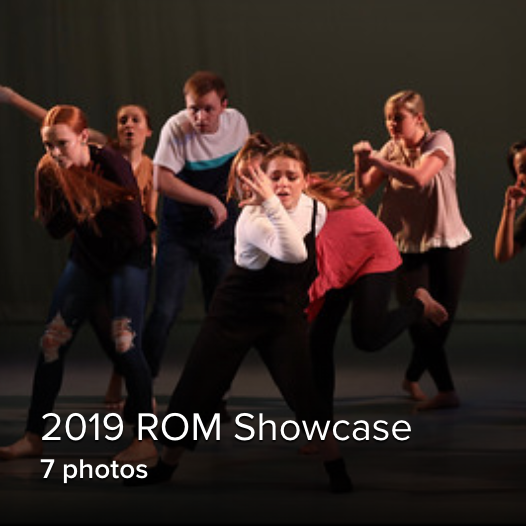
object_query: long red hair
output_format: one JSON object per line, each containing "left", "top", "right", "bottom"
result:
{"left": 36, "top": 105, "right": 136, "bottom": 226}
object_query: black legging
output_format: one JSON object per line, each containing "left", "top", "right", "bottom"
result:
{"left": 160, "top": 310, "right": 322, "bottom": 449}
{"left": 309, "top": 271, "right": 424, "bottom": 421}
{"left": 397, "top": 242, "right": 470, "bottom": 393}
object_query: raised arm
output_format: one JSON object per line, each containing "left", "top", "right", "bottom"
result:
{"left": 369, "top": 150, "right": 446, "bottom": 189}
{"left": 0, "top": 85, "right": 47, "bottom": 122}
{"left": 494, "top": 184, "right": 526, "bottom": 262}
{"left": 353, "top": 140, "right": 446, "bottom": 194}
{"left": 238, "top": 165, "right": 307, "bottom": 263}
{"left": 353, "top": 141, "right": 387, "bottom": 199}
{"left": 0, "top": 85, "right": 108, "bottom": 146}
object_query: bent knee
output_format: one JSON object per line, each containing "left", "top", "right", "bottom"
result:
{"left": 112, "top": 318, "right": 136, "bottom": 353}
{"left": 40, "top": 313, "right": 72, "bottom": 363}
{"left": 352, "top": 329, "right": 382, "bottom": 353}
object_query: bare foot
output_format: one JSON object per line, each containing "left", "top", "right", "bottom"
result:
{"left": 0, "top": 432, "right": 43, "bottom": 460}
{"left": 414, "top": 391, "right": 460, "bottom": 411}
{"left": 414, "top": 288, "right": 448, "bottom": 326}
{"left": 113, "top": 438, "right": 158, "bottom": 463}
{"left": 298, "top": 442, "right": 320, "bottom": 455}
{"left": 402, "top": 379, "right": 428, "bottom": 401}
{"left": 104, "top": 372, "right": 124, "bottom": 410}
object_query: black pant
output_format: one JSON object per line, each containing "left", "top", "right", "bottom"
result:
{"left": 160, "top": 311, "right": 323, "bottom": 449}
{"left": 309, "top": 271, "right": 424, "bottom": 421}
{"left": 397, "top": 242, "right": 470, "bottom": 393}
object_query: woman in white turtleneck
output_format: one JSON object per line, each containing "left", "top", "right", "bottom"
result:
{"left": 125, "top": 139, "right": 353, "bottom": 494}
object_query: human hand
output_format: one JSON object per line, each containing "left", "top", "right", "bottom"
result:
{"left": 238, "top": 165, "right": 274, "bottom": 207}
{"left": 352, "top": 141, "right": 374, "bottom": 172}
{"left": 0, "top": 85, "right": 15, "bottom": 104}
{"left": 504, "top": 183, "right": 526, "bottom": 212}
{"left": 208, "top": 196, "right": 228, "bottom": 229}
{"left": 352, "top": 141, "right": 373, "bottom": 156}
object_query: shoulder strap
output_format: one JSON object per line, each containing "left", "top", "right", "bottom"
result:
{"left": 311, "top": 197, "right": 318, "bottom": 233}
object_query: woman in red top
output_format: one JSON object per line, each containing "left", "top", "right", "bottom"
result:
{"left": 306, "top": 174, "right": 448, "bottom": 427}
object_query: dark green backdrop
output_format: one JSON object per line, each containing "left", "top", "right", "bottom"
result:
{"left": 1, "top": 0, "right": 525, "bottom": 322}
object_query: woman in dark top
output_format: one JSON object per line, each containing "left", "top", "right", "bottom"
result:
{"left": 495, "top": 140, "right": 526, "bottom": 262}
{"left": 0, "top": 105, "right": 155, "bottom": 463}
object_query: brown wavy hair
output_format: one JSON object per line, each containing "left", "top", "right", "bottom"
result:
{"left": 226, "top": 132, "right": 274, "bottom": 201}
{"left": 227, "top": 135, "right": 360, "bottom": 211}
{"left": 306, "top": 171, "right": 361, "bottom": 211}
{"left": 261, "top": 142, "right": 360, "bottom": 211}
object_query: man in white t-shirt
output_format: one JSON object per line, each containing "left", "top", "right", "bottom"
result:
{"left": 143, "top": 72, "right": 249, "bottom": 418}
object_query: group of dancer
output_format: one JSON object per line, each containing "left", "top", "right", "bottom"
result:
{"left": 0, "top": 71, "right": 522, "bottom": 492}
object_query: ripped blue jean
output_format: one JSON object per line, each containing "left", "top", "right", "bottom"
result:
{"left": 26, "top": 259, "right": 152, "bottom": 436}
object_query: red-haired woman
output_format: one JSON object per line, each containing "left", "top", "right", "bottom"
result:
{"left": 0, "top": 86, "right": 158, "bottom": 408}
{"left": 0, "top": 105, "right": 156, "bottom": 463}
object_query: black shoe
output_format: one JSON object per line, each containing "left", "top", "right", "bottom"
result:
{"left": 123, "top": 459, "right": 177, "bottom": 487}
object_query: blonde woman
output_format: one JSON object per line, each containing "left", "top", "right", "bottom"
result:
{"left": 353, "top": 90, "right": 471, "bottom": 410}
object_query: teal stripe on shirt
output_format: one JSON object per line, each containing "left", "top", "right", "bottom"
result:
{"left": 184, "top": 151, "right": 237, "bottom": 171}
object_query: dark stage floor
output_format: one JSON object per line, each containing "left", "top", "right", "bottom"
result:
{"left": 0, "top": 320, "right": 525, "bottom": 525}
